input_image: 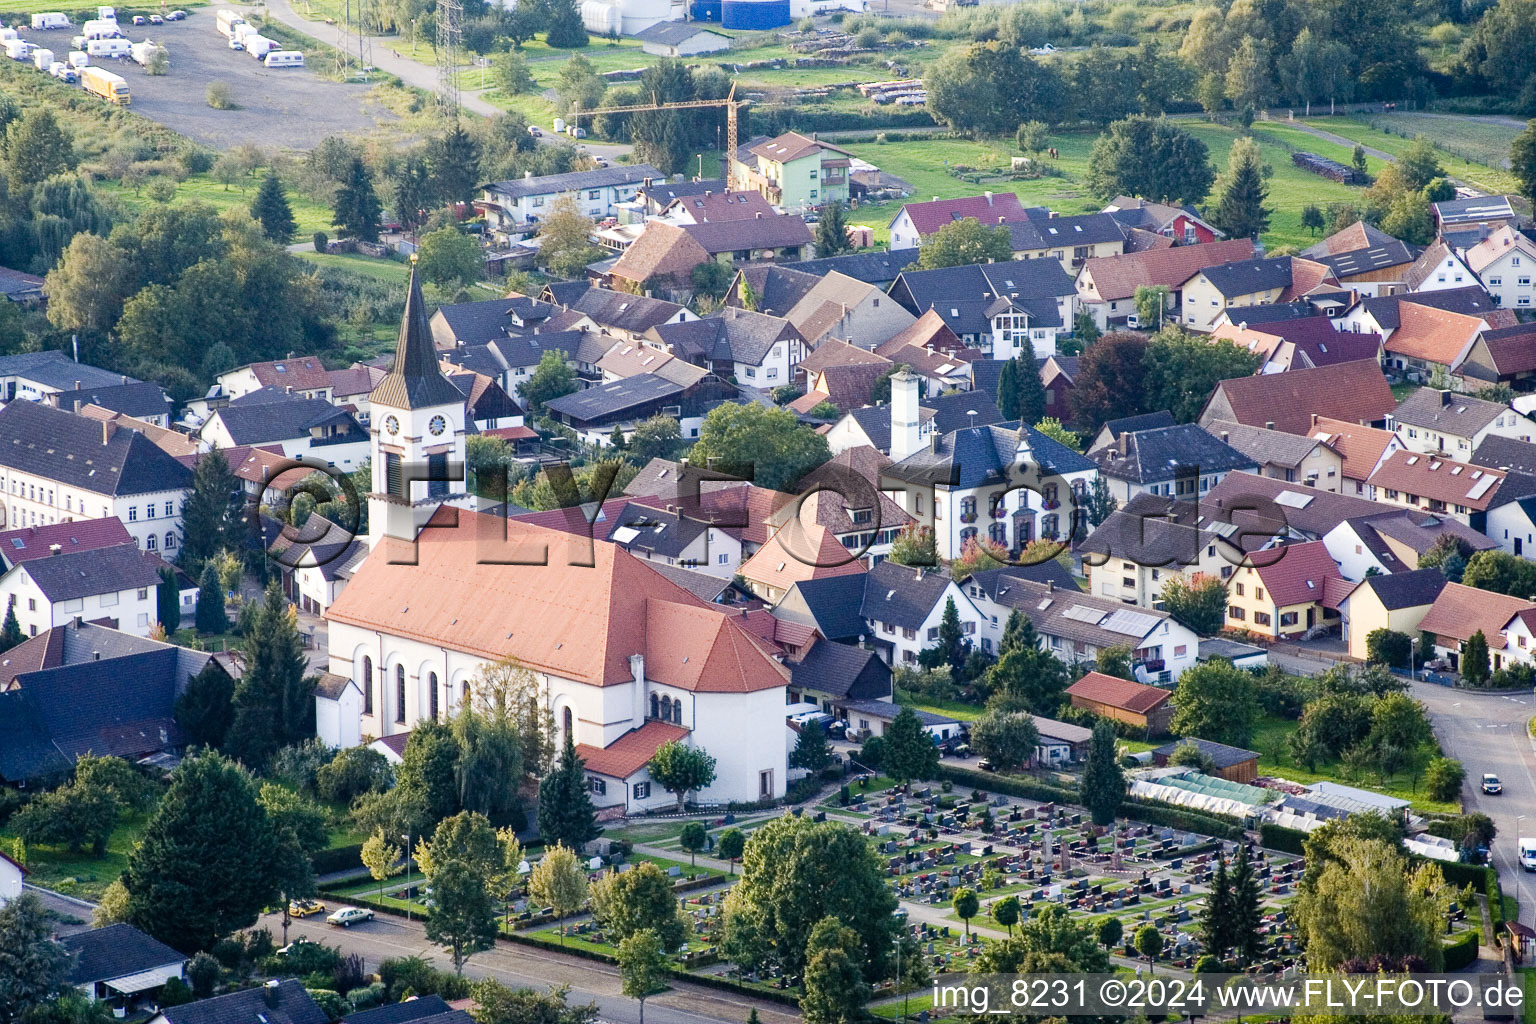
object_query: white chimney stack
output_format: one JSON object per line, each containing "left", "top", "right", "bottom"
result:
{"left": 889, "top": 369, "right": 920, "bottom": 462}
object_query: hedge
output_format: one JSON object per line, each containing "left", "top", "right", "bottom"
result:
{"left": 1487, "top": 869, "right": 1505, "bottom": 947}
{"left": 936, "top": 765, "right": 1076, "bottom": 804}
{"left": 312, "top": 844, "right": 364, "bottom": 875}
{"left": 1118, "top": 798, "right": 1246, "bottom": 840}
{"left": 1433, "top": 860, "right": 1495, "bottom": 889}
{"left": 1259, "top": 823, "right": 1309, "bottom": 855}
{"left": 1442, "top": 928, "right": 1478, "bottom": 971}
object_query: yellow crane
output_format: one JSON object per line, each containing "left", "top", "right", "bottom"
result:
{"left": 568, "top": 81, "right": 744, "bottom": 171}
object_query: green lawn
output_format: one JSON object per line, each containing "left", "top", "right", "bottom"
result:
{"left": 296, "top": 250, "right": 413, "bottom": 282}
{"left": 1249, "top": 715, "right": 1459, "bottom": 814}
{"left": 1522, "top": 968, "right": 1536, "bottom": 1024}
{"left": 1301, "top": 115, "right": 1523, "bottom": 197}
{"left": 0, "top": 0, "right": 205, "bottom": 12}
{"left": 97, "top": 171, "right": 336, "bottom": 237}
{"left": 0, "top": 810, "right": 149, "bottom": 901}
{"left": 906, "top": 698, "right": 984, "bottom": 722}
{"left": 871, "top": 991, "right": 936, "bottom": 1018}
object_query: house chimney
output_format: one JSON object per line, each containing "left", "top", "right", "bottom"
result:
{"left": 92, "top": 650, "right": 100, "bottom": 661}
{"left": 71, "top": 615, "right": 82, "bottom": 628}
{"left": 524, "top": 170, "right": 534, "bottom": 180}
{"left": 1264, "top": 421, "right": 1275, "bottom": 430}
{"left": 49, "top": 544, "right": 61, "bottom": 556}
{"left": 1046, "top": 580, "right": 1055, "bottom": 593}
{"left": 1118, "top": 433, "right": 1128, "bottom": 456}
{"left": 930, "top": 431, "right": 942, "bottom": 453}
{"left": 285, "top": 385, "right": 293, "bottom": 395}
{"left": 1220, "top": 431, "right": 1229, "bottom": 443}
{"left": 890, "top": 370, "right": 921, "bottom": 461}
{"left": 263, "top": 981, "right": 281, "bottom": 1009}
{"left": 1441, "top": 390, "right": 1452, "bottom": 407}
{"left": 755, "top": 212, "right": 763, "bottom": 219}
{"left": 74, "top": 380, "right": 81, "bottom": 390}
{"left": 101, "top": 420, "right": 115, "bottom": 445}
{"left": 120, "top": 375, "right": 127, "bottom": 385}
{"left": 932, "top": 196, "right": 938, "bottom": 203}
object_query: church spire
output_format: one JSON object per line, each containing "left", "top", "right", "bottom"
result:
{"left": 372, "top": 256, "right": 464, "bottom": 410}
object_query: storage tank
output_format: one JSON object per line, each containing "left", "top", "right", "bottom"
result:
{"left": 690, "top": 0, "right": 721, "bottom": 19}
{"left": 613, "top": 0, "right": 671, "bottom": 33}
{"left": 579, "top": 0, "right": 619, "bottom": 35}
{"left": 722, "top": 0, "right": 789, "bottom": 27}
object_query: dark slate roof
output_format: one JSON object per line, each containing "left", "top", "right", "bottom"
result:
{"left": 783, "top": 573, "right": 871, "bottom": 641}
{"left": 1392, "top": 388, "right": 1509, "bottom": 435}
{"left": 572, "top": 288, "right": 687, "bottom": 335}
{"left": 843, "top": 698, "right": 957, "bottom": 727}
{"left": 543, "top": 280, "right": 592, "bottom": 307}
{"left": 159, "top": 981, "right": 328, "bottom": 1024}
{"left": 1008, "top": 211, "right": 1126, "bottom": 251}
{"left": 374, "top": 265, "right": 466, "bottom": 411}
{"left": 443, "top": 344, "right": 507, "bottom": 380}
{"left": 859, "top": 560, "right": 957, "bottom": 630}
{"left": 1075, "top": 493, "right": 1215, "bottom": 566}
{"left": 0, "top": 401, "right": 193, "bottom": 497}
{"left": 18, "top": 543, "right": 162, "bottom": 603}
{"left": 884, "top": 422, "right": 1095, "bottom": 490}
{"left": 641, "top": 178, "right": 727, "bottom": 206}
{"left": 491, "top": 330, "right": 608, "bottom": 370}
{"left": 432, "top": 296, "right": 555, "bottom": 344}
{"left": 1310, "top": 241, "right": 1416, "bottom": 278}
{"left": 963, "top": 561, "right": 1079, "bottom": 597}
{"left": 1433, "top": 194, "right": 1517, "bottom": 225}
{"left": 215, "top": 390, "right": 360, "bottom": 445}
{"left": 449, "top": 372, "right": 522, "bottom": 420}
{"left": 634, "top": 20, "right": 726, "bottom": 42}
{"left": 605, "top": 501, "right": 708, "bottom": 559}
{"left": 1472, "top": 435, "right": 1536, "bottom": 476}
{"left": 731, "top": 265, "right": 821, "bottom": 316}
{"left": 1092, "top": 424, "right": 1257, "bottom": 484}
{"left": 485, "top": 164, "right": 664, "bottom": 201}
{"left": 1360, "top": 286, "right": 1503, "bottom": 329}
{"left": 0, "top": 350, "right": 134, "bottom": 390}
{"left": 1216, "top": 300, "right": 1322, "bottom": 326}
{"left": 1153, "top": 736, "right": 1259, "bottom": 768}
{"left": 970, "top": 360, "right": 1006, "bottom": 403}
{"left": 1196, "top": 256, "right": 1294, "bottom": 298}
{"left": 889, "top": 259, "right": 1074, "bottom": 337}
{"left": 1350, "top": 567, "right": 1448, "bottom": 611}
{"left": 544, "top": 373, "right": 682, "bottom": 421}
{"left": 344, "top": 996, "right": 452, "bottom": 1024}
{"left": 780, "top": 249, "right": 921, "bottom": 285}
{"left": 683, "top": 216, "right": 814, "bottom": 254}
{"left": 1096, "top": 410, "right": 1175, "bottom": 442}
{"left": 790, "top": 639, "right": 891, "bottom": 700}
{"left": 51, "top": 382, "right": 170, "bottom": 420}
{"left": 641, "top": 560, "right": 734, "bottom": 602}
{"left": 925, "top": 390, "right": 1005, "bottom": 435}
{"left": 653, "top": 307, "right": 800, "bottom": 366}
{"left": 62, "top": 924, "right": 183, "bottom": 984}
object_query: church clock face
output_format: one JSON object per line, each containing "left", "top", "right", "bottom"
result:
{"left": 429, "top": 415, "right": 447, "bottom": 437}
{"left": 384, "top": 415, "right": 400, "bottom": 436}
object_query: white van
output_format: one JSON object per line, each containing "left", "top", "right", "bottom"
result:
{"left": 85, "top": 37, "right": 130, "bottom": 58}
{"left": 1521, "top": 838, "right": 1536, "bottom": 872}
{"left": 0, "top": 28, "right": 18, "bottom": 43}
{"left": 97, "top": 5, "right": 116, "bottom": 20}
{"left": 31, "top": 12, "right": 71, "bottom": 30}
{"left": 263, "top": 49, "right": 303, "bottom": 67}
{"left": 32, "top": 48, "right": 54, "bottom": 70}
{"left": 68, "top": 50, "right": 89, "bottom": 68}
{"left": 244, "top": 35, "right": 278, "bottom": 59}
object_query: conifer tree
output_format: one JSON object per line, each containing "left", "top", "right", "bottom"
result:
{"left": 179, "top": 445, "right": 242, "bottom": 570}
{"left": 226, "top": 582, "right": 311, "bottom": 769}
{"left": 1228, "top": 843, "right": 1264, "bottom": 964}
{"left": 1200, "top": 854, "right": 1232, "bottom": 960}
{"left": 195, "top": 564, "right": 225, "bottom": 635}
{"left": 1210, "top": 137, "right": 1272, "bottom": 240}
{"left": 0, "top": 595, "right": 24, "bottom": 653}
{"left": 251, "top": 171, "right": 296, "bottom": 244}
{"left": 537, "top": 734, "right": 602, "bottom": 850}
{"left": 332, "top": 157, "right": 382, "bottom": 242}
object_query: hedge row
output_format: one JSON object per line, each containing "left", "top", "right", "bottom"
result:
{"left": 1433, "top": 860, "right": 1495, "bottom": 889}
{"left": 1442, "top": 928, "right": 1478, "bottom": 971}
{"left": 312, "top": 844, "right": 364, "bottom": 875}
{"left": 1119, "top": 798, "right": 1246, "bottom": 840}
{"left": 1259, "top": 823, "right": 1309, "bottom": 855}
{"left": 1487, "top": 869, "right": 1505, "bottom": 947}
{"left": 936, "top": 765, "right": 1077, "bottom": 804}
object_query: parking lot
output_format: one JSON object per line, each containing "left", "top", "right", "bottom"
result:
{"left": 39, "top": 15, "right": 396, "bottom": 149}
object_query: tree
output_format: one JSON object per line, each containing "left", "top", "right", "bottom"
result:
{"left": 175, "top": 661, "right": 235, "bottom": 750}
{"left": 1069, "top": 331, "right": 1150, "bottom": 433}
{"left": 1200, "top": 854, "right": 1232, "bottom": 960}
{"left": 1017, "top": 121, "right": 1050, "bottom": 156}
{"left": 1143, "top": 327, "right": 1262, "bottom": 423}
{"left": 361, "top": 830, "right": 403, "bottom": 903}
{"left": 887, "top": 525, "right": 937, "bottom": 567}
{"left": 1158, "top": 573, "right": 1228, "bottom": 636}
{"left": 883, "top": 707, "right": 940, "bottom": 784}
{"left": 617, "top": 930, "right": 668, "bottom": 1024}
{"left": 537, "top": 193, "right": 600, "bottom": 278}
{"left": 1084, "top": 117, "right": 1215, "bottom": 206}
{"left": 522, "top": 349, "right": 578, "bottom": 413}
{"left": 426, "top": 857, "right": 500, "bottom": 973}
{"left": 544, "top": 0, "right": 589, "bottom": 49}
{"left": 1461, "top": 629, "right": 1491, "bottom": 685}
{"left": 647, "top": 741, "right": 717, "bottom": 811}
{"left": 1223, "top": 36, "right": 1275, "bottom": 112}
{"left": 992, "top": 895, "right": 1021, "bottom": 936}
{"left": 1424, "top": 757, "right": 1466, "bottom": 802}
{"left": 627, "top": 416, "right": 682, "bottom": 465}
{"left": 913, "top": 218, "right": 1013, "bottom": 270}
{"left": 678, "top": 822, "right": 707, "bottom": 868}
{"left": 468, "top": 979, "right": 599, "bottom": 1024}
{"left": 1000, "top": 355, "right": 1046, "bottom": 425}
{"left": 968, "top": 711, "right": 1039, "bottom": 773}
{"left": 1462, "top": 550, "right": 1536, "bottom": 597}
{"left": 155, "top": 566, "right": 182, "bottom": 634}
{"left": 717, "top": 828, "right": 745, "bottom": 875}
{"left": 800, "top": 917, "right": 870, "bottom": 1024}
{"left": 260, "top": 783, "right": 326, "bottom": 945}
{"left": 1380, "top": 189, "right": 1434, "bottom": 247}
{"left": 396, "top": 720, "right": 462, "bottom": 829}
{"left": 952, "top": 887, "right": 980, "bottom": 940}
{"left": 180, "top": 444, "right": 243, "bottom": 569}
{"left": 417, "top": 227, "right": 483, "bottom": 290}
{"left": 1513, "top": 120, "right": 1536, "bottom": 211}
{"left": 919, "top": 597, "right": 968, "bottom": 673}
{"left": 689, "top": 402, "right": 830, "bottom": 491}
{"left": 0, "top": 893, "right": 71, "bottom": 1021}
{"left": 195, "top": 564, "right": 226, "bottom": 634}
{"left": 529, "top": 844, "right": 589, "bottom": 943}
{"left": 1080, "top": 721, "right": 1125, "bottom": 826}
{"left": 555, "top": 54, "right": 606, "bottom": 113}
{"left": 493, "top": 50, "right": 536, "bottom": 94}
{"left": 1366, "top": 628, "right": 1413, "bottom": 669}
{"left": 1171, "top": 659, "right": 1260, "bottom": 745}
{"left": 251, "top": 172, "right": 296, "bottom": 244}
{"left": 1209, "top": 137, "right": 1272, "bottom": 240}
{"left": 1227, "top": 843, "right": 1263, "bottom": 964}
{"left": 723, "top": 816, "right": 898, "bottom": 981}
{"left": 790, "top": 719, "right": 833, "bottom": 774}
{"left": 331, "top": 157, "right": 383, "bottom": 242}
{"left": 1095, "top": 915, "right": 1122, "bottom": 952}
{"left": 589, "top": 861, "right": 686, "bottom": 950}
{"left": 4, "top": 109, "right": 74, "bottom": 188}
{"left": 973, "top": 901, "right": 1108, "bottom": 974}
{"left": 984, "top": 642, "right": 1070, "bottom": 715}
{"left": 126, "top": 751, "right": 278, "bottom": 952}
{"left": 428, "top": 124, "right": 483, "bottom": 210}
{"left": 227, "top": 582, "right": 312, "bottom": 770}
{"left": 538, "top": 734, "right": 601, "bottom": 851}
{"left": 10, "top": 779, "right": 118, "bottom": 856}
{"left": 1133, "top": 922, "right": 1163, "bottom": 971}
{"left": 814, "top": 202, "right": 852, "bottom": 258}
{"left": 1301, "top": 204, "right": 1326, "bottom": 236}
{"left": 925, "top": 42, "right": 1067, "bottom": 136}
{"left": 1396, "top": 136, "right": 1443, "bottom": 191}
{"left": 1294, "top": 836, "right": 1449, "bottom": 970}
{"left": 0, "top": 596, "right": 21, "bottom": 654}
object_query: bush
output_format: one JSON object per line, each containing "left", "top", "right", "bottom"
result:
{"left": 937, "top": 765, "right": 1076, "bottom": 804}
{"left": 378, "top": 956, "right": 471, "bottom": 1001}
{"left": 1424, "top": 757, "right": 1466, "bottom": 802}
{"left": 268, "top": 739, "right": 337, "bottom": 794}
{"left": 1259, "top": 823, "right": 1308, "bottom": 854}
{"left": 313, "top": 230, "right": 329, "bottom": 252}
{"left": 1366, "top": 628, "right": 1413, "bottom": 669}
{"left": 1442, "top": 928, "right": 1478, "bottom": 970}
{"left": 181, "top": 149, "right": 215, "bottom": 175}
{"left": 308, "top": 989, "right": 348, "bottom": 1022}
{"left": 315, "top": 746, "right": 391, "bottom": 803}
{"left": 1118, "top": 798, "right": 1246, "bottom": 840}
{"left": 0, "top": 788, "right": 26, "bottom": 826}
{"left": 276, "top": 939, "right": 342, "bottom": 977}
{"left": 310, "top": 843, "right": 364, "bottom": 875}
{"left": 210, "top": 937, "right": 245, "bottom": 970}
{"left": 1432, "top": 860, "right": 1494, "bottom": 889}
{"left": 206, "top": 81, "right": 234, "bottom": 110}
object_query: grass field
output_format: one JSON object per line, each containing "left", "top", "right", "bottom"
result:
{"left": 1363, "top": 112, "right": 1520, "bottom": 172}
{"left": 1249, "top": 715, "right": 1459, "bottom": 814}
{"left": 98, "top": 170, "right": 337, "bottom": 237}
{"left": 1301, "top": 115, "right": 1523, "bottom": 197}
{"left": 0, "top": 0, "right": 205, "bottom": 14}
{"left": 0, "top": 810, "right": 149, "bottom": 901}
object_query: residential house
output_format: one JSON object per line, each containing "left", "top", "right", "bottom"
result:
{"left": 1073, "top": 238, "right": 1255, "bottom": 331}
{"left": 1102, "top": 196, "right": 1221, "bottom": 244}
{"left": 428, "top": 295, "right": 558, "bottom": 349}
{"left": 1309, "top": 415, "right": 1404, "bottom": 496}
{"left": 444, "top": 330, "right": 613, "bottom": 403}
{"left": 766, "top": 449, "right": 913, "bottom": 567}
{"left": 477, "top": 164, "right": 665, "bottom": 240}
{"left": 344, "top": 997, "right": 459, "bottom": 1024}
{"left": 543, "top": 371, "right": 736, "bottom": 447}
{"left": 657, "top": 190, "right": 777, "bottom": 225}
{"left": 1197, "top": 359, "right": 1396, "bottom": 435}
{"left": 1366, "top": 449, "right": 1536, "bottom": 529}
{"left": 840, "top": 700, "right": 962, "bottom": 742}
{"left": 0, "top": 850, "right": 22, "bottom": 904}
{"left": 738, "top": 521, "right": 867, "bottom": 603}
{"left": 1417, "top": 581, "right": 1536, "bottom": 673}
{"left": 0, "top": 517, "right": 135, "bottom": 572}
{"left": 1066, "top": 671, "right": 1174, "bottom": 736}
{"left": 857, "top": 560, "right": 980, "bottom": 667}
{"left": 1304, "top": 234, "right": 1417, "bottom": 297}
{"left": 634, "top": 21, "right": 730, "bottom": 55}
{"left": 1380, "top": 303, "right": 1486, "bottom": 380}
{"left": 218, "top": 356, "right": 335, "bottom": 402}
{"left": 75, "top": 406, "right": 202, "bottom": 462}
{"left": 1433, "top": 194, "right": 1523, "bottom": 247}
{"left": 1178, "top": 256, "right": 1339, "bottom": 332}
{"left": 1462, "top": 226, "right": 1536, "bottom": 310}
{"left": 445, "top": 369, "right": 522, "bottom": 430}
{"left": 589, "top": 499, "right": 742, "bottom": 577}
{"left": 1089, "top": 411, "right": 1176, "bottom": 454}
{"left": 1039, "top": 355, "right": 1079, "bottom": 425}
{"left": 1402, "top": 239, "right": 1478, "bottom": 293}
{"left": 887, "top": 192, "right": 1030, "bottom": 250}
{"left": 1390, "top": 388, "right": 1535, "bottom": 457}
{"left": 635, "top": 178, "right": 726, "bottom": 217}
{"left": 725, "top": 264, "right": 821, "bottom": 316}
{"left": 779, "top": 249, "right": 920, "bottom": 289}
{"left": 267, "top": 514, "right": 367, "bottom": 615}
{"left": 1322, "top": 509, "right": 1492, "bottom": 579}
{"left": 787, "top": 638, "right": 892, "bottom": 715}
{"left": 1089, "top": 423, "right": 1257, "bottom": 504}
{"left": 1222, "top": 539, "right": 1345, "bottom": 640}
{"left": 1207, "top": 419, "right": 1344, "bottom": 491}
{"left": 0, "top": 401, "right": 193, "bottom": 554}
{"left": 784, "top": 271, "right": 916, "bottom": 350}
{"left": 881, "top": 375, "right": 1098, "bottom": 558}
{"left": 1030, "top": 715, "right": 1094, "bottom": 766}
{"left": 871, "top": 341, "right": 976, "bottom": 398}
{"left": 873, "top": 309, "right": 969, "bottom": 362}
{"left": 645, "top": 307, "right": 807, "bottom": 387}
{"left": 614, "top": 217, "right": 817, "bottom": 294}
{"left": 0, "top": 542, "right": 163, "bottom": 638}
{"left": 771, "top": 573, "right": 874, "bottom": 645}
{"left": 1006, "top": 208, "right": 1128, "bottom": 270}
{"left": 1077, "top": 494, "right": 1234, "bottom": 609}
{"left": 888, "top": 258, "right": 1077, "bottom": 358}
{"left": 1151, "top": 737, "right": 1259, "bottom": 783}
{"left": 44, "top": 381, "right": 172, "bottom": 428}
{"left": 568, "top": 287, "right": 696, "bottom": 341}
{"left": 151, "top": 981, "right": 327, "bottom": 1024}
{"left": 0, "top": 265, "right": 44, "bottom": 305}
{"left": 791, "top": 339, "right": 892, "bottom": 407}
{"left": 1339, "top": 286, "right": 1513, "bottom": 340}
{"left": 1474, "top": 434, "right": 1536, "bottom": 476}
{"left": 326, "top": 364, "right": 388, "bottom": 424}
{"left": 62, "top": 924, "right": 185, "bottom": 1004}
{"left": 1334, "top": 568, "right": 1448, "bottom": 661}
{"left": 731, "top": 132, "right": 854, "bottom": 211}
{"left": 823, "top": 388, "right": 1004, "bottom": 457}
{"left": 0, "top": 350, "right": 139, "bottom": 405}
{"left": 0, "top": 619, "right": 225, "bottom": 784}
{"left": 1456, "top": 323, "right": 1536, "bottom": 390}
{"left": 1211, "top": 316, "right": 1382, "bottom": 373}
{"left": 606, "top": 221, "right": 712, "bottom": 295}
{"left": 199, "top": 388, "right": 370, "bottom": 470}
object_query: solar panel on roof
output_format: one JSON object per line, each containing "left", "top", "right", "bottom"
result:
{"left": 1061, "top": 605, "right": 1106, "bottom": 624}
{"left": 1467, "top": 475, "right": 1498, "bottom": 500}
{"left": 1273, "top": 491, "right": 1314, "bottom": 508}
{"left": 1102, "top": 608, "right": 1161, "bottom": 636}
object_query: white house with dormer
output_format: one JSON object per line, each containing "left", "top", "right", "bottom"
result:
{"left": 1463, "top": 227, "right": 1536, "bottom": 310}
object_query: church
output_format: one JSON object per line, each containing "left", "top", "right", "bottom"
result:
{"left": 315, "top": 262, "right": 791, "bottom": 812}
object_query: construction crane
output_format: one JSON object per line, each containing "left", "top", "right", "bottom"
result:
{"left": 568, "top": 82, "right": 744, "bottom": 170}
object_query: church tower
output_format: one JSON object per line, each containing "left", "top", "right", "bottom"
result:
{"left": 366, "top": 257, "right": 470, "bottom": 549}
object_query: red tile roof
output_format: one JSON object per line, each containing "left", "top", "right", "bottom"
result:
{"left": 740, "top": 524, "right": 868, "bottom": 592}
{"left": 1250, "top": 540, "right": 1341, "bottom": 607}
{"left": 1079, "top": 239, "right": 1255, "bottom": 302}
{"left": 1419, "top": 581, "right": 1536, "bottom": 650}
{"left": 577, "top": 721, "right": 689, "bottom": 779}
{"left": 1383, "top": 302, "right": 1483, "bottom": 368}
{"left": 0, "top": 518, "right": 134, "bottom": 566}
{"left": 482, "top": 425, "right": 537, "bottom": 442}
{"left": 1367, "top": 451, "right": 1511, "bottom": 511}
{"left": 245, "top": 355, "right": 333, "bottom": 393}
{"left": 1066, "top": 672, "right": 1172, "bottom": 714}
{"left": 898, "top": 194, "right": 1030, "bottom": 237}
{"left": 1309, "top": 416, "right": 1399, "bottom": 482}
{"left": 1203, "top": 359, "right": 1395, "bottom": 435}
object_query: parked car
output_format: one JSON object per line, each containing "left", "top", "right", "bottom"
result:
{"left": 1483, "top": 773, "right": 1503, "bottom": 794}
{"left": 527, "top": 125, "right": 540, "bottom": 137}
{"left": 130, "top": 15, "right": 144, "bottom": 25}
{"left": 289, "top": 898, "right": 327, "bottom": 918}
{"left": 166, "top": 9, "right": 187, "bottom": 18}
{"left": 327, "top": 907, "right": 374, "bottom": 927}
{"left": 977, "top": 758, "right": 998, "bottom": 772}
{"left": 149, "top": 14, "right": 162, "bottom": 23}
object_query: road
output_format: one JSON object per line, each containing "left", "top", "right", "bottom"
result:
{"left": 1413, "top": 680, "right": 1536, "bottom": 919}
{"left": 263, "top": 907, "right": 797, "bottom": 1024}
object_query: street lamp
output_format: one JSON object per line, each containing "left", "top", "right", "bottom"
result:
{"left": 401, "top": 832, "right": 412, "bottom": 922}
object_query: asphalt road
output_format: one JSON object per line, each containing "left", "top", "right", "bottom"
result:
{"left": 1413, "top": 680, "right": 1536, "bottom": 919}
{"left": 263, "top": 908, "right": 798, "bottom": 1024}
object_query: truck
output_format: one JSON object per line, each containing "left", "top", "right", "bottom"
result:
{"left": 129, "top": 40, "right": 163, "bottom": 66}
{"left": 85, "top": 37, "right": 129, "bottom": 58}
{"left": 244, "top": 34, "right": 278, "bottom": 59}
{"left": 79, "top": 65, "right": 129, "bottom": 104}
{"left": 1521, "top": 838, "right": 1536, "bottom": 872}
{"left": 215, "top": 9, "right": 246, "bottom": 39}
{"left": 32, "top": 48, "right": 54, "bottom": 70}
{"left": 30, "top": 12, "right": 70, "bottom": 30}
